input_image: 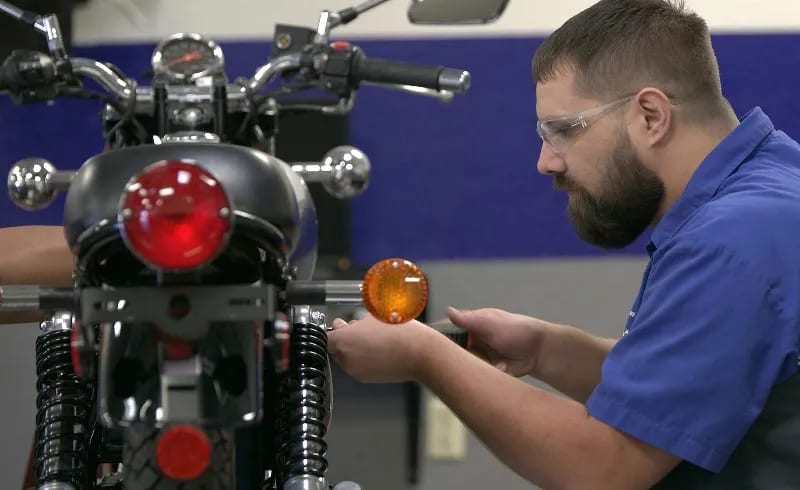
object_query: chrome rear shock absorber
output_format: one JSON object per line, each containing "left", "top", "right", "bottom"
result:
{"left": 278, "top": 307, "right": 331, "bottom": 490}
{"left": 34, "top": 312, "right": 92, "bottom": 490}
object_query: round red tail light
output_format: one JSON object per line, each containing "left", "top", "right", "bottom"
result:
{"left": 119, "top": 160, "right": 233, "bottom": 271}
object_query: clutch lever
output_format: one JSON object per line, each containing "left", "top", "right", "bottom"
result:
{"left": 276, "top": 94, "right": 355, "bottom": 115}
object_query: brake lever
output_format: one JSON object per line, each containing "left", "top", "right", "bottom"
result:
{"left": 360, "top": 81, "right": 455, "bottom": 103}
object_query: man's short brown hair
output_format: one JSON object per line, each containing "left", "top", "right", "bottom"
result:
{"left": 532, "top": 0, "right": 727, "bottom": 118}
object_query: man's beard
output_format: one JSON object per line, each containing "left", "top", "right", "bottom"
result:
{"left": 555, "top": 132, "right": 665, "bottom": 249}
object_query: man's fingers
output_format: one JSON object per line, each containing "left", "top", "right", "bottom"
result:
{"left": 327, "top": 319, "right": 348, "bottom": 356}
{"left": 327, "top": 333, "right": 338, "bottom": 356}
{"left": 472, "top": 345, "right": 508, "bottom": 373}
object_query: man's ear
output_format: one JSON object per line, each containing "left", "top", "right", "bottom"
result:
{"left": 633, "top": 87, "right": 672, "bottom": 146}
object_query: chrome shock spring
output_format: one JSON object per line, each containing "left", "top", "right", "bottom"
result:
{"left": 277, "top": 321, "right": 330, "bottom": 483}
{"left": 34, "top": 328, "right": 91, "bottom": 489}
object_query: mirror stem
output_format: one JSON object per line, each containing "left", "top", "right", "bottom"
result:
{"left": 0, "top": 0, "right": 38, "bottom": 25}
{"left": 330, "top": 0, "right": 393, "bottom": 28}
{"left": 0, "top": 2, "right": 67, "bottom": 59}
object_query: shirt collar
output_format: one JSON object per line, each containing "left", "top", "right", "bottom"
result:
{"left": 648, "top": 106, "right": 775, "bottom": 254}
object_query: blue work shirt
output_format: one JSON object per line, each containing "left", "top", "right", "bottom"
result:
{"left": 586, "top": 107, "right": 800, "bottom": 481}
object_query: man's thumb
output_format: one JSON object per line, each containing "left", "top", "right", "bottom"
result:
{"left": 446, "top": 306, "right": 481, "bottom": 330}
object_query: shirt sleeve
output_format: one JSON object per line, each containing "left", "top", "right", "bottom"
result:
{"left": 585, "top": 237, "right": 798, "bottom": 472}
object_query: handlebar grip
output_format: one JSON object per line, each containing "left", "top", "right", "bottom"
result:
{"left": 351, "top": 52, "right": 470, "bottom": 93}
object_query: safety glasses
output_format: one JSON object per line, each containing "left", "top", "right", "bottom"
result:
{"left": 536, "top": 95, "right": 635, "bottom": 155}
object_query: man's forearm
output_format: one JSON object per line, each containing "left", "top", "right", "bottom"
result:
{"left": 0, "top": 226, "right": 74, "bottom": 324}
{"left": 534, "top": 323, "right": 617, "bottom": 403}
{"left": 415, "top": 329, "right": 649, "bottom": 490}
{"left": 0, "top": 226, "right": 74, "bottom": 285}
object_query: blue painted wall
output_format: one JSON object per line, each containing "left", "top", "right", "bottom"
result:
{"left": 1, "top": 34, "right": 799, "bottom": 266}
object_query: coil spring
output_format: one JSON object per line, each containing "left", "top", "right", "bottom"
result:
{"left": 34, "top": 329, "right": 91, "bottom": 489}
{"left": 277, "top": 322, "right": 330, "bottom": 482}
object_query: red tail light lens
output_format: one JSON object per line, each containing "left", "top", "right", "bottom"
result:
{"left": 119, "top": 160, "right": 233, "bottom": 271}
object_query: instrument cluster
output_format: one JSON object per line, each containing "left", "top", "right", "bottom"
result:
{"left": 151, "top": 33, "right": 225, "bottom": 83}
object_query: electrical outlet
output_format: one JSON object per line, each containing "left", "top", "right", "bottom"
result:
{"left": 426, "top": 395, "right": 467, "bottom": 460}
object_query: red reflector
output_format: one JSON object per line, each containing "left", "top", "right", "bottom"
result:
{"left": 119, "top": 160, "right": 233, "bottom": 271}
{"left": 70, "top": 325, "right": 83, "bottom": 379}
{"left": 156, "top": 329, "right": 196, "bottom": 361}
{"left": 165, "top": 342, "right": 194, "bottom": 361}
{"left": 156, "top": 425, "right": 211, "bottom": 481}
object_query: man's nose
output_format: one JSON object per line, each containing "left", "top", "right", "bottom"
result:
{"left": 537, "top": 143, "right": 567, "bottom": 175}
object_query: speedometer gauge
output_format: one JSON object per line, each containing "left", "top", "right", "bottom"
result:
{"left": 152, "top": 33, "right": 225, "bottom": 82}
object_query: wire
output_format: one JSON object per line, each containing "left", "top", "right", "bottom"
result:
{"left": 233, "top": 78, "right": 319, "bottom": 143}
{"left": 57, "top": 85, "right": 149, "bottom": 148}
{"left": 103, "top": 90, "right": 139, "bottom": 148}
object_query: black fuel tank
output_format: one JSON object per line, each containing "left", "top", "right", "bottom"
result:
{"left": 63, "top": 143, "right": 304, "bottom": 253}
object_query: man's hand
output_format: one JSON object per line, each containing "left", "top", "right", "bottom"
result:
{"left": 327, "top": 315, "right": 439, "bottom": 383}
{"left": 449, "top": 306, "right": 617, "bottom": 402}
{"left": 446, "top": 307, "right": 550, "bottom": 377}
{"left": 327, "top": 310, "right": 680, "bottom": 489}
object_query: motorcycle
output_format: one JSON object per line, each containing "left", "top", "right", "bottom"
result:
{"left": 0, "top": 0, "right": 507, "bottom": 488}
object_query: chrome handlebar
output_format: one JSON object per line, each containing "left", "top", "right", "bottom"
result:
{"left": 68, "top": 53, "right": 303, "bottom": 103}
{"left": 247, "top": 53, "right": 303, "bottom": 94}
{"left": 71, "top": 58, "right": 136, "bottom": 100}
{"left": 70, "top": 52, "right": 459, "bottom": 106}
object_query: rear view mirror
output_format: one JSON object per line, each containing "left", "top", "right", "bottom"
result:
{"left": 407, "top": 0, "right": 510, "bottom": 24}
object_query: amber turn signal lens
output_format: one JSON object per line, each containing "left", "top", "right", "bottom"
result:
{"left": 362, "top": 258, "right": 429, "bottom": 324}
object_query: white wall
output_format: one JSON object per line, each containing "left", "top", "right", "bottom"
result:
{"left": 73, "top": 0, "right": 800, "bottom": 46}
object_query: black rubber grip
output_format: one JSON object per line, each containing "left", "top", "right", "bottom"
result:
{"left": 351, "top": 52, "right": 445, "bottom": 91}
{"left": 285, "top": 281, "right": 327, "bottom": 305}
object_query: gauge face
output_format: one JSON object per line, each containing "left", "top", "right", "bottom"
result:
{"left": 152, "top": 34, "right": 224, "bottom": 82}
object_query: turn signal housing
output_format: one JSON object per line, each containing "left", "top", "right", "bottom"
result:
{"left": 119, "top": 160, "right": 233, "bottom": 271}
{"left": 362, "top": 258, "right": 429, "bottom": 323}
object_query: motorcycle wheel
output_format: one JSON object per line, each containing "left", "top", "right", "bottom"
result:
{"left": 122, "top": 423, "right": 235, "bottom": 489}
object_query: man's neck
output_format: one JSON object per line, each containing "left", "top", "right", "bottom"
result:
{"left": 655, "top": 114, "right": 740, "bottom": 221}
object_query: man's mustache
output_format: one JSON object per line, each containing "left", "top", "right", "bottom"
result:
{"left": 553, "top": 174, "right": 578, "bottom": 192}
